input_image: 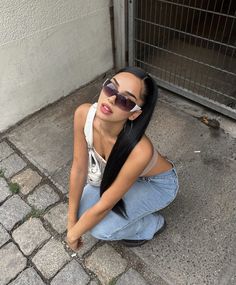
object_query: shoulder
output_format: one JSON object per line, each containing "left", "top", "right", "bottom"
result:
{"left": 74, "top": 103, "right": 92, "bottom": 118}
{"left": 74, "top": 103, "right": 92, "bottom": 127}
{"left": 128, "top": 135, "right": 154, "bottom": 165}
{"left": 116, "top": 135, "right": 154, "bottom": 180}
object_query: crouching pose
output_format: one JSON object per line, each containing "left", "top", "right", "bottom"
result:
{"left": 67, "top": 66, "right": 179, "bottom": 249}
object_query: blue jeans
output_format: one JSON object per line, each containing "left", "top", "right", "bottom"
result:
{"left": 78, "top": 166, "right": 179, "bottom": 240}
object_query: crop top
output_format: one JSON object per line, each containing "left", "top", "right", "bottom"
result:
{"left": 84, "top": 103, "right": 158, "bottom": 186}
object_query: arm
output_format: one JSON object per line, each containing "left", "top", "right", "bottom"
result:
{"left": 67, "top": 104, "right": 90, "bottom": 230}
{"left": 67, "top": 136, "right": 153, "bottom": 243}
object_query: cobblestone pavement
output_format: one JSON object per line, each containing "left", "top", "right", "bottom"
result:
{"left": 0, "top": 139, "right": 153, "bottom": 285}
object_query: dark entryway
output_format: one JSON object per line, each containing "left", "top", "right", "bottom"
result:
{"left": 128, "top": 0, "right": 236, "bottom": 119}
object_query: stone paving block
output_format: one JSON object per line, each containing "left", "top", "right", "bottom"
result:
{"left": 116, "top": 268, "right": 148, "bottom": 285}
{"left": 27, "top": 184, "right": 59, "bottom": 210}
{"left": 12, "top": 218, "right": 50, "bottom": 255}
{"left": 32, "top": 238, "right": 70, "bottom": 279}
{"left": 11, "top": 168, "right": 42, "bottom": 195}
{"left": 44, "top": 203, "right": 68, "bottom": 234}
{"left": 0, "top": 195, "right": 31, "bottom": 230}
{"left": 51, "top": 161, "right": 71, "bottom": 194}
{"left": 77, "top": 232, "right": 98, "bottom": 258}
{"left": 9, "top": 267, "right": 46, "bottom": 285}
{"left": 85, "top": 244, "right": 127, "bottom": 285}
{"left": 0, "top": 177, "right": 11, "bottom": 203}
{"left": 0, "top": 153, "right": 27, "bottom": 178}
{"left": 0, "top": 141, "right": 14, "bottom": 161}
{"left": 0, "top": 242, "right": 27, "bottom": 285}
{"left": 51, "top": 260, "right": 90, "bottom": 285}
{"left": 0, "top": 224, "right": 10, "bottom": 247}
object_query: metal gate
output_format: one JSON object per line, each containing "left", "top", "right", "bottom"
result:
{"left": 128, "top": 0, "right": 236, "bottom": 119}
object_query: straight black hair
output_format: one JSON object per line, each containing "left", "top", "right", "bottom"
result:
{"left": 100, "top": 66, "right": 158, "bottom": 218}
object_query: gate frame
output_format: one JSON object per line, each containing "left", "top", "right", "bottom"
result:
{"left": 113, "top": 0, "right": 126, "bottom": 70}
{"left": 127, "top": 0, "right": 236, "bottom": 120}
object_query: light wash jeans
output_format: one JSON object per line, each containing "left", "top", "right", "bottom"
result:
{"left": 78, "top": 165, "right": 179, "bottom": 241}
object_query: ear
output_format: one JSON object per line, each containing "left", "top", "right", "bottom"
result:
{"left": 128, "top": 110, "right": 142, "bottom": 121}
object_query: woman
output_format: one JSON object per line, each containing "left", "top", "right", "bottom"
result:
{"left": 67, "top": 66, "right": 179, "bottom": 250}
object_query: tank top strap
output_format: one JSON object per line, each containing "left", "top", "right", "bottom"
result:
{"left": 140, "top": 147, "right": 158, "bottom": 176}
{"left": 84, "top": 103, "right": 97, "bottom": 148}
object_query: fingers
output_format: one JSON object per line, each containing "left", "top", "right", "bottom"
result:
{"left": 66, "top": 237, "right": 83, "bottom": 251}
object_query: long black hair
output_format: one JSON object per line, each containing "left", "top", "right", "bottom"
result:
{"left": 100, "top": 66, "right": 158, "bottom": 218}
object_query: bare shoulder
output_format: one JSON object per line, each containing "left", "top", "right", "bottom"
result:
{"left": 129, "top": 135, "right": 153, "bottom": 163}
{"left": 74, "top": 103, "right": 92, "bottom": 127}
{"left": 72, "top": 103, "right": 92, "bottom": 165}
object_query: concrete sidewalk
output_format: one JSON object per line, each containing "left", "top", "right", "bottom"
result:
{"left": 0, "top": 73, "right": 235, "bottom": 285}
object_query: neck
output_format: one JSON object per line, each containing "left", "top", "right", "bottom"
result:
{"left": 98, "top": 119, "right": 126, "bottom": 139}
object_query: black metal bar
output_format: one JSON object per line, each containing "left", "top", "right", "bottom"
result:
{"left": 135, "top": 39, "right": 236, "bottom": 77}
{"left": 134, "top": 18, "right": 236, "bottom": 51}
{"left": 135, "top": 58, "right": 236, "bottom": 102}
{"left": 155, "top": 0, "right": 236, "bottom": 19}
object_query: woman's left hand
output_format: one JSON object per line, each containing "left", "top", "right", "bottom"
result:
{"left": 66, "top": 231, "right": 83, "bottom": 251}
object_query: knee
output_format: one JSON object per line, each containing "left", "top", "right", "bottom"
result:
{"left": 90, "top": 220, "right": 118, "bottom": 240}
{"left": 90, "top": 224, "right": 113, "bottom": 240}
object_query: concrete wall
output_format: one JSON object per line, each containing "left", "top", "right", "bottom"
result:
{"left": 0, "top": 0, "right": 113, "bottom": 132}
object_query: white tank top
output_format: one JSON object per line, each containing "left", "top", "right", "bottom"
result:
{"left": 84, "top": 103, "right": 158, "bottom": 186}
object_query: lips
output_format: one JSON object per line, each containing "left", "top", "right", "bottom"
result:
{"left": 101, "top": 103, "right": 113, "bottom": 114}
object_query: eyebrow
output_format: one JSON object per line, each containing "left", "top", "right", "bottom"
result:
{"left": 112, "top": 77, "right": 137, "bottom": 100}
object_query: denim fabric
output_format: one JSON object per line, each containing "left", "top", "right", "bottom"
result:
{"left": 78, "top": 166, "right": 179, "bottom": 241}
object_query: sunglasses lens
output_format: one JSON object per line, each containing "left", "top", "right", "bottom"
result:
{"left": 116, "top": 94, "right": 136, "bottom": 111}
{"left": 103, "top": 83, "right": 116, "bottom": 97}
{"left": 103, "top": 79, "right": 137, "bottom": 111}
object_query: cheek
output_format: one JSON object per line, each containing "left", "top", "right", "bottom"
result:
{"left": 115, "top": 109, "right": 132, "bottom": 120}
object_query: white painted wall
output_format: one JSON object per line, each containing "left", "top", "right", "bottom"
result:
{"left": 0, "top": 0, "right": 113, "bottom": 132}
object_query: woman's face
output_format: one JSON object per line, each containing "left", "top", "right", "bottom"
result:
{"left": 96, "top": 72, "right": 144, "bottom": 122}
